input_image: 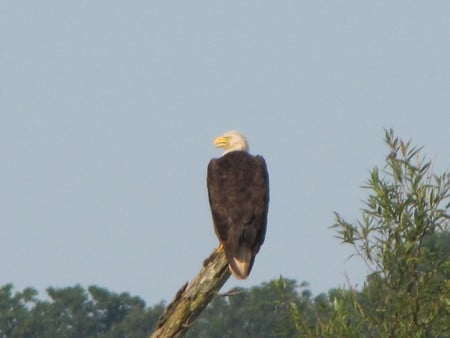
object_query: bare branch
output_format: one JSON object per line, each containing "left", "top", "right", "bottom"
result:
{"left": 149, "top": 248, "right": 230, "bottom": 338}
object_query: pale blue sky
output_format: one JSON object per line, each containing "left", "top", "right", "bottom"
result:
{"left": 1, "top": 1, "right": 449, "bottom": 305}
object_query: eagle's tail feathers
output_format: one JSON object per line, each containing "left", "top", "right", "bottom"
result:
{"left": 228, "top": 247, "right": 254, "bottom": 279}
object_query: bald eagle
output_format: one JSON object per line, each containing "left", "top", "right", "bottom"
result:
{"left": 207, "top": 131, "right": 269, "bottom": 279}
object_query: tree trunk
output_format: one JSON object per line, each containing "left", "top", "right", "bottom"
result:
{"left": 149, "top": 248, "right": 230, "bottom": 338}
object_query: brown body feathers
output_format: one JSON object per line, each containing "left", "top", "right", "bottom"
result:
{"left": 207, "top": 150, "right": 269, "bottom": 279}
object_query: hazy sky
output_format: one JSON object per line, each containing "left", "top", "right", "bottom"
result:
{"left": 1, "top": 1, "right": 449, "bottom": 305}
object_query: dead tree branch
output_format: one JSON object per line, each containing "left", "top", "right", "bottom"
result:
{"left": 149, "top": 248, "right": 230, "bottom": 338}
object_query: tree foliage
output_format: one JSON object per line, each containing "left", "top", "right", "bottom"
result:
{"left": 0, "top": 284, "right": 164, "bottom": 338}
{"left": 185, "top": 278, "right": 309, "bottom": 338}
{"left": 328, "top": 129, "right": 450, "bottom": 337}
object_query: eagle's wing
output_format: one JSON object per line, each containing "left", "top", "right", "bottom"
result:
{"left": 207, "top": 158, "right": 231, "bottom": 243}
{"left": 207, "top": 152, "right": 269, "bottom": 278}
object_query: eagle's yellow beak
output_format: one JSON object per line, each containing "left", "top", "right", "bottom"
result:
{"left": 213, "top": 136, "right": 230, "bottom": 149}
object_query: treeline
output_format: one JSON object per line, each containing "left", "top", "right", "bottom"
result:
{"left": 1, "top": 233, "right": 448, "bottom": 338}
{"left": 1, "top": 130, "right": 449, "bottom": 337}
{"left": 0, "top": 283, "right": 163, "bottom": 338}
{"left": 0, "top": 277, "right": 359, "bottom": 338}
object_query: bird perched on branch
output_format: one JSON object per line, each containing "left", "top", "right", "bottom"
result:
{"left": 207, "top": 130, "right": 269, "bottom": 279}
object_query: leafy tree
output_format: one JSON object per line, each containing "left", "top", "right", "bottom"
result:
{"left": 0, "top": 284, "right": 164, "bottom": 338}
{"left": 277, "top": 131, "right": 450, "bottom": 337}
{"left": 31, "top": 285, "right": 98, "bottom": 337}
{"left": 0, "top": 284, "right": 38, "bottom": 338}
{"left": 329, "top": 130, "right": 450, "bottom": 337}
{"left": 89, "top": 286, "right": 164, "bottom": 338}
{"left": 186, "top": 278, "right": 310, "bottom": 338}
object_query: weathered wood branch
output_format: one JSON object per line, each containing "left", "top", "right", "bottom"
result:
{"left": 149, "top": 248, "right": 231, "bottom": 338}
